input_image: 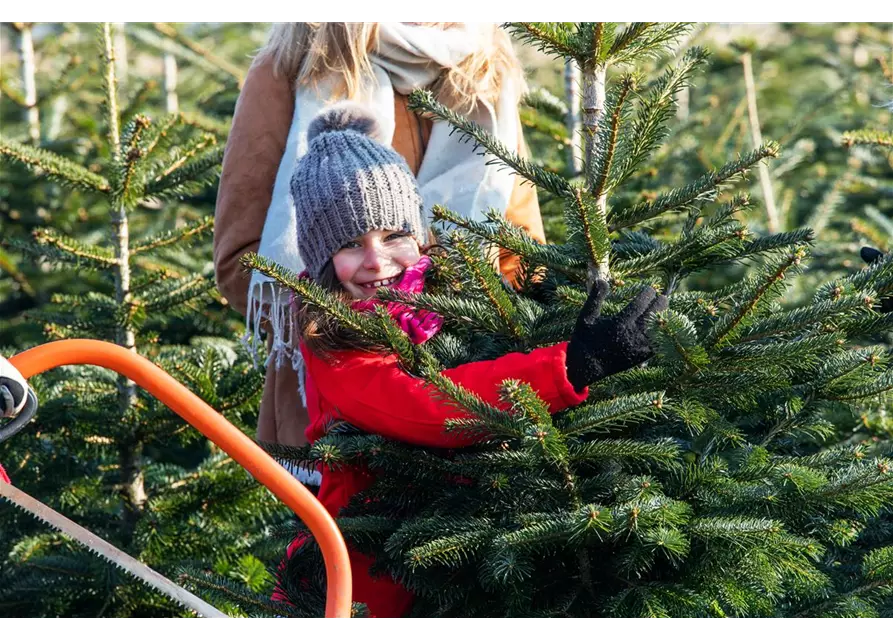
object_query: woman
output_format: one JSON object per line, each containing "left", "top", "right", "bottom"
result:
{"left": 213, "top": 23, "right": 546, "bottom": 450}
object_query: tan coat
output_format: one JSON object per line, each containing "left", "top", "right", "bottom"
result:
{"left": 213, "top": 55, "right": 546, "bottom": 446}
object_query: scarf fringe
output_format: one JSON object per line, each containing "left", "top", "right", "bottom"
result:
{"left": 276, "top": 458, "right": 322, "bottom": 486}
{"left": 243, "top": 280, "right": 308, "bottom": 408}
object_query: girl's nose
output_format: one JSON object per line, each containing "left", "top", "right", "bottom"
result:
{"left": 362, "top": 243, "right": 385, "bottom": 271}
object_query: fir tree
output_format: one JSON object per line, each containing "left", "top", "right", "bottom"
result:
{"left": 217, "top": 22, "right": 893, "bottom": 618}
{"left": 0, "top": 24, "right": 278, "bottom": 617}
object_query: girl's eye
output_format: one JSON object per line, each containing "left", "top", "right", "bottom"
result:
{"left": 385, "top": 232, "right": 410, "bottom": 242}
{"left": 340, "top": 241, "right": 361, "bottom": 250}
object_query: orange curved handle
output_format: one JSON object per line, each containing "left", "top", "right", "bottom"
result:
{"left": 9, "top": 339, "right": 352, "bottom": 618}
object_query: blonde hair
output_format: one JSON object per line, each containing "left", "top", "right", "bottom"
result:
{"left": 257, "top": 23, "right": 524, "bottom": 114}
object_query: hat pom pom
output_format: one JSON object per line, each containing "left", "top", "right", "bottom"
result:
{"left": 307, "top": 101, "right": 384, "bottom": 143}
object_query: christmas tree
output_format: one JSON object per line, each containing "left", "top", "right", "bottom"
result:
{"left": 0, "top": 24, "right": 280, "bottom": 617}
{"left": 225, "top": 22, "right": 893, "bottom": 617}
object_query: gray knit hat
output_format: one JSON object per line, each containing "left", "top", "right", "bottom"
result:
{"left": 291, "top": 102, "right": 427, "bottom": 279}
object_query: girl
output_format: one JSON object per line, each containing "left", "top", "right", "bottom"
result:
{"left": 214, "top": 23, "right": 546, "bottom": 450}
{"left": 275, "top": 103, "right": 667, "bottom": 617}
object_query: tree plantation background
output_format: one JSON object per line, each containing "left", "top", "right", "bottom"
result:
{"left": 1, "top": 22, "right": 893, "bottom": 617}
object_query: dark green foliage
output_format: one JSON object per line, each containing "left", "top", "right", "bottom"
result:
{"left": 1, "top": 23, "right": 277, "bottom": 617}
{"left": 238, "top": 23, "right": 893, "bottom": 618}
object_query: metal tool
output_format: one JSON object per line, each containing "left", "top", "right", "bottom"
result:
{"left": 0, "top": 479, "right": 227, "bottom": 618}
{"left": 0, "top": 351, "right": 226, "bottom": 617}
{"left": 1, "top": 339, "right": 353, "bottom": 618}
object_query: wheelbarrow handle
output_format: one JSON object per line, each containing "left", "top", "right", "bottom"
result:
{"left": 0, "top": 388, "right": 38, "bottom": 444}
{"left": 8, "top": 339, "right": 352, "bottom": 618}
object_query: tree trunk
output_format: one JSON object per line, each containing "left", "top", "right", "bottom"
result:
{"left": 163, "top": 53, "right": 179, "bottom": 114}
{"left": 102, "top": 23, "right": 144, "bottom": 540}
{"left": 581, "top": 62, "right": 610, "bottom": 282}
{"left": 564, "top": 60, "right": 583, "bottom": 176}
{"left": 17, "top": 23, "right": 40, "bottom": 145}
{"left": 741, "top": 52, "right": 780, "bottom": 233}
{"left": 113, "top": 22, "right": 129, "bottom": 85}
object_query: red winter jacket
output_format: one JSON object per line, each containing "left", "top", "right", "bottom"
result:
{"left": 282, "top": 340, "right": 588, "bottom": 617}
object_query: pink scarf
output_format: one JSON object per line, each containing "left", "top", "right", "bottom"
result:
{"left": 350, "top": 255, "right": 443, "bottom": 344}
{"left": 291, "top": 255, "right": 443, "bottom": 345}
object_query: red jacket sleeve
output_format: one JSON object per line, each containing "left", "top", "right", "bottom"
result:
{"left": 302, "top": 343, "right": 588, "bottom": 448}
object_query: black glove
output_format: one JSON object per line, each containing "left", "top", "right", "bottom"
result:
{"left": 566, "top": 280, "right": 668, "bottom": 392}
{"left": 860, "top": 246, "right": 893, "bottom": 313}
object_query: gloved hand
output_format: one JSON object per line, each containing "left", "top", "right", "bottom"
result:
{"left": 860, "top": 246, "right": 893, "bottom": 313}
{"left": 0, "top": 356, "right": 27, "bottom": 419}
{"left": 566, "top": 280, "right": 668, "bottom": 392}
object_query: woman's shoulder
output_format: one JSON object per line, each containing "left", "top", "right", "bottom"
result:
{"left": 391, "top": 93, "right": 431, "bottom": 175}
{"left": 243, "top": 52, "right": 295, "bottom": 100}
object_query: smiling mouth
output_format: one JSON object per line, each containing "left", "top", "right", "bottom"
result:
{"left": 359, "top": 274, "right": 402, "bottom": 290}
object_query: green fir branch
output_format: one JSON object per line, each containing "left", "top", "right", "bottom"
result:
{"left": 139, "top": 274, "right": 216, "bottom": 313}
{"left": 566, "top": 188, "right": 611, "bottom": 275}
{"left": 811, "top": 347, "right": 887, "bottom": 392}
{"left": 177, "top": 569, "right": 296, "bottom": 618}
{"left": 18, "top": 228, "right": 116, "bottom": 269}
{"left": 522, "top": 86, "right": 569, "bottom": 118}
{"left": 376, "top": 288, "right": 505, "bottom": 335}
{"left": 568, "top": 438, "right": 680, "bottom": 468}
{"left": 499, "top": 380, "right": 569, "bottom": 463}
{"left": 497, "top": 506, "right": 612, "bottom": 549}
{"left": 432, "top": 205, "right": 585, "bottom": 271}
{"left": 612, "top": 220, "right": 745, "bottom": 279}
{"left": 610, "top": 48, "right": 709, "bottom": 190}
{"left": 452, "top": 232, "right": 526, "bottom": 340}
{"left": 862, "top": 547, "right": 893, "bottom": 582}
{"left": 608, "top": 23, "right": 695, "bottom": 64}
{"left": 706, "top": 246, "right": 807, "bottom": 348}
{"left": 404, "top": 529, "right": 497, "bottom": 570}
{"left": 436, "top": 372, "right": 528, "bottom": 440}
{"left": 815, "top": 250, "right": 893, "bottom": 302}
{"left": 590, "top": 74, "right": 636, "bottom": 200}
{"left": 146, "top": 141, "right": 223, "bottom": 198}
{"left": 241, "top": 252, "right": 385, "bottom": 342}
{"left": 842, "top": 129, "right": 893, "bottom": 148}
{"left": 837, "top": 310, "right": 893, "bottom": 338}
{"left": 825, "top": 369, "right": 893, "bottom": 403}
{"left": 609, "top": 143, "right": 779, "bottom": 230}
{"left": 582, "top": 22, "right": 611, "bottom": 64}
{"left": 652, "top": 310, "right": 710, "bottom": 373}
{"left": 111, "top": 114, "right": 152, "bottom": 210}
{"left": 131, "top": 216, "right": 214, "bottom": 255}
{"left": 408, "top": 89, "right": 575, "bottom": 198}
{"left": 370, "top": 306, "right": 420, "bottom": 371}
{"left": 139, "top": 113, "right": 186, "bottom": 161}
{"left": 503, "top": 23, "right": 580, "bottom": 61}
{"left": 0, "top": 136, "right": 109, "bottom": 193}
{"left": 607, "top": 23, "right": 656, "bottom": 59}
{"left": 559, "top": 392, "right": 665, "bottom": 437}
{"left": 809, "top": 463, "right": 893, "bottom": 518}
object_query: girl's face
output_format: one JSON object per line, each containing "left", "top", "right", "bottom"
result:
{"left": 332, "top": 229, "right": 421, "bottom": 299}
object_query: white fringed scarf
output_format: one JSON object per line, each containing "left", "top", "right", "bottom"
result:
{"left": 243, "top": 22, "right": 520, "bottom": 399}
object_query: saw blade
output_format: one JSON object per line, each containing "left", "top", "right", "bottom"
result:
{"left": 0, "top": 480, "right": 228, "bottom": 618}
